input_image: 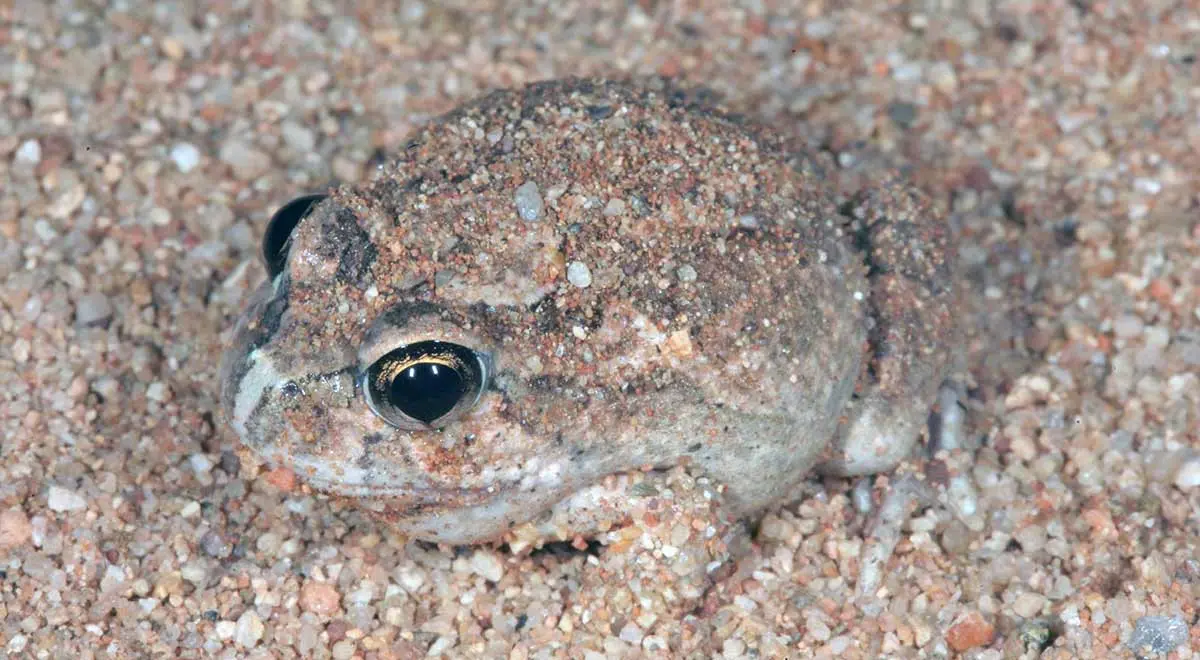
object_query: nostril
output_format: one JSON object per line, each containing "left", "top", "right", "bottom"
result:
{"left": 263, "top": 193, "right": 328, "bottom": 279}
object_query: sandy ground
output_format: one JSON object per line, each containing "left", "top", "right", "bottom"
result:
{"left": 2, "top": 1, "right": 1198, "bottom": 658}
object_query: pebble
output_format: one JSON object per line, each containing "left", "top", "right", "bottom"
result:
{"left": 566, "top": 261, "right": 592, "bottom": 288}
{"left": 618, "top": 623, "right": 643, "bottom": 644}
{"left": 0, "top": 509, "right": 32, "bottom": 550}
{"left": 676, "top": 264, "right": 697, "bottom": 283}
{"left": 470, "top": 550, "right": 505, "bottom": 582}
{"left": 47, "top": 486, "right": 87, "bottom": 512}
{"left": 1011, "top": 592, "right": 1046, "bottom": 618}
{"left": 1113, "top": 314, "right": 1144, "bottom": 339}
{"left": 1173, "top": 455, "right": 1200, "bottom": 489}
{"left": 48, "top": 182, "right": 86, "bottom": 220}
{"left": 219, "top": 138, "right": 271, "bottom": 180}
{"left": 200, "top": 531, "right": 232, "bottom": 558}
{"left": 145, "top": 381, "right": 171, "bottom": 403}
{"left": 1127, "top": 615, "right": 1188, "bottom": 655}
{"left": 281, "top": 121, "right": 316, "bottom": 152}
{"left": 189, "top": 454, "right": 214, "bottom": 475}
{"left": 74, "top": 292, "right": 112, "bottom": 327}
{"left": 299, "top": 580, "right": 341, "bottom": 615}
{"left": 513, "top": 181, "right": 544, "bottom": 221}
{"left": 180, "top": 560, "right": 208, "bottom": 585}
{"left": 234, "top": 610, "right": 265, "bottom": 647}
{"left": 945, "top": 611, "right": 994, "bottom": 652}
{"left": 15, "top": 139, "right": 41, "bottom": 164}
{"left": 170, "top": 142, "right": 201, "bottom": 173}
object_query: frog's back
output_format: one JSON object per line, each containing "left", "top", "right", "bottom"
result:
{"left": 335, "top": 77, "right": 870, "bottom": 420}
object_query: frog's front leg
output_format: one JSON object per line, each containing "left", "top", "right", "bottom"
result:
{"left": 504, "top": 465, "right": 743, "bottom": 642}
{"left": 818, "top": 177, "right": 960, "bottom": 476}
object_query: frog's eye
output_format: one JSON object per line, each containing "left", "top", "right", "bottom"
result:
{"left": 263, "top": 193, "right": 327, "bottom": 278}
{"left": 361, "top": 341, "right": 488, "bottom": 430}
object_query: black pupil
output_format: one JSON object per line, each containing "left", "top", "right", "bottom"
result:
{"left": 388, "top": 362, "right": 464, "bottom": 424}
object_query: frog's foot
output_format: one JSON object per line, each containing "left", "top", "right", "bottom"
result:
{"left": 818, "top": 177, "right": 960, "bottom": 477}
{"left": 504, "top": 465, "right": 744, "bottom": 645}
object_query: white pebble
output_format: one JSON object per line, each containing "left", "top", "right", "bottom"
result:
{"left": 1012, "top": 592, "right": 1047, "bottom": 618}
{"left": 514, "top": 180, "right": 544, "bottom": 221}
{"left": 170, "top": 142, "right": 201, "bottom": 173}
{"left": 146, "top": 381, "right": 171, "bottom": 402}
{"left": 1134, "top": 178, "right": 1162, "bottom": 195}
{"left": 189, "top": 454, "right": 214, "bottom": 475}
{"left": 567, "top": 261, "right": 592, "bottom": 288}
{"left": 215, "top": 621, "right": 236, "bottom": 640}
{"left": 47, "top": 486, "right": 87, "bottom": 512}
{"left": 16, "top": 139, "right": 41, "bottom": 165}
{"left": 1174, "top": 456, "right": 1200, "bottom": 489}
{"left": 234, "top": 610, "right": 265, "bottom": 647}
{"left": 676, "top": 264, "right": 697, "bottom": 282}
{"left": 470, "top": 550, "right": 505, "bottom": 582}
{"left": 618, "top": 623, "right": 644, "bottom": 644}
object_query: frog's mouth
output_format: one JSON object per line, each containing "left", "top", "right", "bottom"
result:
{"left": 265, "top": 448, "right": 582, "bottom": 544}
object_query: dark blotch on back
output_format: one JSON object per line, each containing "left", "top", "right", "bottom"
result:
{"left": 314, "top": 208, "right": 376, "bottom": 284}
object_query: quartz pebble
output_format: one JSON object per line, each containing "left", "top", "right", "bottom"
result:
{"left": 1173, "top": 455, "right": 1200, "bottom": 489}
{"left": 469, "top": 550, "right": 505, "bottom": 583}
{"left": 566, "top": 261, "right": 592, "bottom": 288}
{"left": 46, "top": 486, "right": 86, "bottom": 512}
{"left": 170, "top": 142, "right": 201, "bottom": 173}
{"left": 16, "top": 139, "right": 41, "bottom": 164}
{"left": 513, "top": 181, "right": 544, "bottom": 221}
{"left": 234, "top": 610, "right": 265, "bottom": 647}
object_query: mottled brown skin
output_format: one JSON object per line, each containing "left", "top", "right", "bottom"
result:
{"left": 221, "top": 77, "right": 958, "bottom": 548}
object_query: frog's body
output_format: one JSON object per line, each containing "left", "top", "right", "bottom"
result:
{"left": 220, "top": 77, "right": 957, "bottom": 551}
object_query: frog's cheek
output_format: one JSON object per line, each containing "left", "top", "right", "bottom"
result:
{"left": 225, "top": 348, "right": 287, "bottom": 441}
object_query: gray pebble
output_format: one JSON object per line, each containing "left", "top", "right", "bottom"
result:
{"left": 75, "top": 292, "right": 113, "bottom": 327}
{"left": 514, "top": 180, "right": 544, "bottom": 221}
{"left": 281, "top": 121, "right": 316, "bottom": 153}
{"left": 200, "top": 531, "right": 232, "bottom": 558}
{"left": 1128, "top": 615, "right": 1188, "bottom": 655}
{"left": 219, "top": 138, "right": 271, "bottom": 180}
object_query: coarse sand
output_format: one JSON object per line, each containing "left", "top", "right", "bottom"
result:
{"left": 1, "top": 2, "right": 1197, "bottom": 658}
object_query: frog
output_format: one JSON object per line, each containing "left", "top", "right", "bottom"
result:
{"left": 219, "top": 77, "right": 958, "bottom": 619}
